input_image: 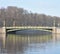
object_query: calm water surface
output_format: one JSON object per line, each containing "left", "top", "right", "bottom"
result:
{"left": 0, "top": 32, "right": 60, "bottom": 54}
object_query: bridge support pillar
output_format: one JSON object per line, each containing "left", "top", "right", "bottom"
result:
{"left": 13, "top": 20, "right": 15, "bottom": 27}
{"left": 0, "top": 27, "right": 6, "bottom": 43}
{"left": 52, "top": 27, "right": 56, "bottom": 34}
{"left": 2, "top": 27, "right": 6, "bottom": 37}
{"left": 0, "top": 20, "right": 6, "bottom": 47}
{"left": 0, "top": 27, "right": 6, "bottom": 48}
{"left": 53, "top": 27, "right": 60, "bottom": 34}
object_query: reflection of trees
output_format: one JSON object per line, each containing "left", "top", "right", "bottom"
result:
{"left": 5, "top": 35, "right": 28, "bottom": 54}
{"left": 28, "top": 35, "right": 52, "bottom": 44}
{"left": 0, "top": 35, "right": 28, "bottom": 54}
{"left": 0, "top": 34, "right": 53, "bottom": 54}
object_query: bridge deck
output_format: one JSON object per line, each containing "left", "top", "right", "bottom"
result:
{"left": 6, "top": 26, "right": 53, "bottom": 29}
{"left": 5, "top": 26, "right": 53, "bottom": 32}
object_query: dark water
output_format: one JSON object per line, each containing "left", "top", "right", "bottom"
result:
{"left": 0, "top": 30, "right": 60, "bottom": 54}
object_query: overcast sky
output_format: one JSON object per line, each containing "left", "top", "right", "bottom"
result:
{"left": 0, "top": 0, "right": 60, "bottom": 17}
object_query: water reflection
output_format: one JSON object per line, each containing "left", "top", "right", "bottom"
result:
{"left": 52, "top": 34, "right": 60, "bottom": 42}
{"left": 0, "top": 33, "right": 60, "bottom": 54}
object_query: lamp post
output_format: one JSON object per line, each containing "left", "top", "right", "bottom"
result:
{"left": 13, "top": 19, "right": 15, "bottom": 27}
{"left": 53, "top": 19, "right": 55, "bottom": 27}
{"left": 58, "top": 23, "right": 59, "bottom": 27}
{"left": 3, "top": 20, "right": 6, "bottom": 27}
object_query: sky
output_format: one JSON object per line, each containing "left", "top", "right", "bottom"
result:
{"left": 0, "top": 0, "right": 60, "bottom": 17}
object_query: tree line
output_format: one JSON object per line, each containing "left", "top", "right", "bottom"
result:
{"left": 0, "top": 6, "right": 60, "bottom": 27}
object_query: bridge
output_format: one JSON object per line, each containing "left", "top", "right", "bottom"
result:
{"left": 0, "top": 20, "right": 60, "bottom": 37}
{"left": 6, "top": 26, "right": 53, "bottom": 32}
{"left": 1, "top": 26, "right": 60, "bottom": 35}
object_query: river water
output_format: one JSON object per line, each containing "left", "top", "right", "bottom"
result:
{"left": 0, "top": 30, "right": 60, "bottom": 54}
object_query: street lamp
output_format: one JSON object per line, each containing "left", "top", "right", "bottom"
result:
{"left": 58, "top": 23, "right": 59, "bottom": 27}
